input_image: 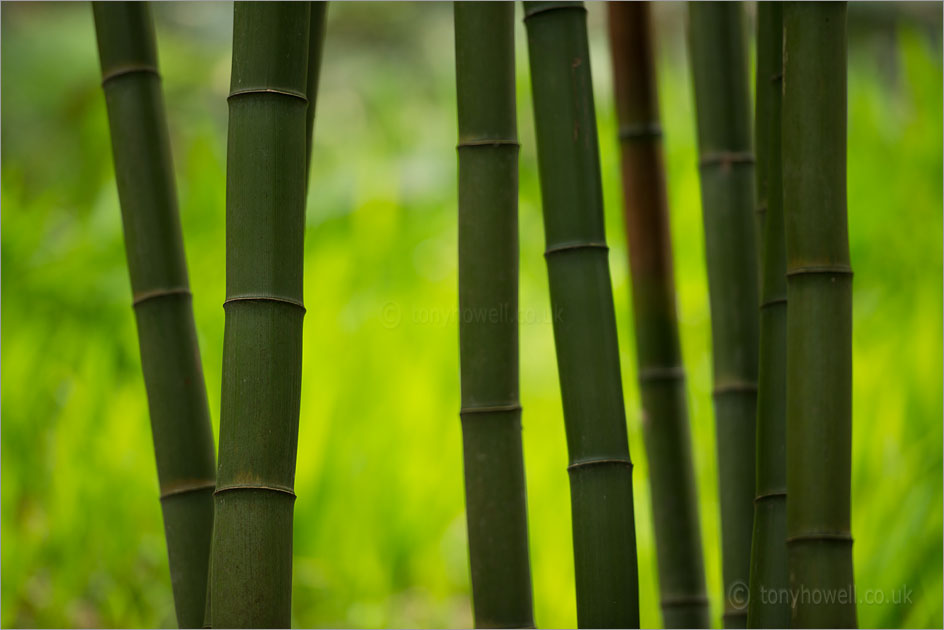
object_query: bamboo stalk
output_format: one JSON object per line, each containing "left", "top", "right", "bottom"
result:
{"left": 687, "top": 3, "right": 759, "bottom": 627}
{"left": 607, "top": 4, "right": 709, "bottom": 628}
{"left": 748, "top": 3, "right": 790, "bottom": 627}
{"left": 210, "top": 3, "right": 311, "bottom": 627}
{"left": 306, "top": 2, "right": 327, "bottom": 178}
{"left": 454, "top": 4, "right": 534, "bottom": 627}
{"left": 92, "top": 4, "right": 216, "bottom": 627}
{"left": 524, "top": 3, "right": 639, "bottom": 627}
{"left": 782, "top": 3, "right": 857, "bottom": 627}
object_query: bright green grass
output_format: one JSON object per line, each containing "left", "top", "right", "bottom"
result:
{"left": 2, "top": 3, "right": 941, "bottom": 628}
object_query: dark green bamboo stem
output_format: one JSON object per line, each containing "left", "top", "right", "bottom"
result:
{"left": 524, "top": 3, "right": 639, "bottom": 627}
{"left": 93, "top": 4, "right": 216, "bottom": 627}
{"left": 607, "top": 4, "right": 708, "bottom": 628}
{"left": 782, "top": 4, "right": 856, "bottom": 627}
{"left": 211, "top": 3, "right": 311, "bottom": 627}
{"left": 454, "top": 4, "right": 534, "bottom": 627}
{"left": 687, "top": 3, "right": 759, "bottom": 627}
{"left": 306, "top": 2, "right": 327, "bottom": 178}
{"left": 748, "top": 4, "right": 790, "bottom": 628}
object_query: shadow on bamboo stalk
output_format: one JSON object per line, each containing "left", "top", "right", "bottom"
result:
{"left": 210, "top": 3, "right": 313, "bottom": 627}
{"left": 454, "top": 2, "right": 535, "bottom": 628}
{"left": 748, "top": 3, "right": 790, "bottom": 628}
{"left": 524, "top": 2, "right": 639, "bottom": 627}
{"left": 608, "top": 3, "right": 710, "bottom": 628}
{"left": 687, "top": 2, "right": 759, "bottom": 627}
{"left": 782, "top": 3, "right": 857, "bottom": 628}
{"left": 92, "top": 3, "right": 217, "bottom": 627}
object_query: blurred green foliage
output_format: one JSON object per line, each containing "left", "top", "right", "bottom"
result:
{"left": 1, "top": 2, "right": 941, "bottom": 628}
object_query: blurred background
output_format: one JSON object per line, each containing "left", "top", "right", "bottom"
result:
{"left": 2, "top": 2, "right": 941, "bottom": 628}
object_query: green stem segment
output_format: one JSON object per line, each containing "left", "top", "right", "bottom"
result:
{"left": 608, "top": 4, "right": 709, "bottom": 628}
{"left": 524, "top": 3, "right": 639, "bottom": 627}
{"left": 93, "top": 4, "right": 216, "bottom": 627}
{"left": 306, "top": 2, "right": 327, "bottom": 179}
{"left": 211, "top": 3, "right": 311, "bottom": 627}
{"left": 748, "top": 4, "right": 790, "bottom": 628}
{"left": 782, "top": 4, "right": 857, "bottom": 627}
{"left": 687, "top": 3, "right": 759, "bottom": 627}
{"left": 454, "top": 4, "right": 534, "bottom": 627}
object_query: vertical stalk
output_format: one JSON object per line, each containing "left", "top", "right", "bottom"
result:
{"left": 306, "top": 2, "right": 328, "bottom": 178}
{"left": 748, "top": 3, "right": 790, "bottom": 628}
{"left": 607, "top": 4, "right": 709, "bottom": 628}
{"left": 454, "top": 3, "right": 534, "bottom": 627}
{"left": 782, "top": 3, "right": 857, "bottom": 627}
{"left": 93, "top": 4, "right": 216, "bottom": 627}
{"left": 524, "top": 3, "right": 639, "bottom": 627}
{"left": 687, "top": 3, "right": 759, "bottom": 627}
{"left": 211, "top": 3, "right": 310, "bottom": 627}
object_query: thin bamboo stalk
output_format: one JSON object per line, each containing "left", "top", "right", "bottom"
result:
{"left": 687, "top": 3, "right": 759, "bottom": 627}
{"left": 92, "top": 4, "right": 216, "bottom": 627}
{"left": 607, "top": 4, "right": 709, "bottom": 628}
{"left": 306, "top": 2, "right": 327, "bottom": 178}
{"left": 782, "top": 3, "right": 857, "bottom": 627}
{"left": 454, "top": 4, "right": 534, "bottom": 627}
{"left": 524, "top": 2, "right": 639, "bottom": 627}
{"left": 210, "top": 3, "right": 311, "bottom": 627}
{"left": 747, "top": 3, "right": 790, "bottom": 627}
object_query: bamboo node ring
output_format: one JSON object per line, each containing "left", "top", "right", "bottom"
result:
{"left": 760, "top": 296, "right": 787, "bottom": 309}
{"left": 712, "top": 381, "right": 758, "bottom": 396}
{"left": 698, "top": 151, "right": 755, "bottom": 169}
{"left": 159, "top": 479, "right": 216, "bottom": 500}
{"left": 101, "top": 64, "right": 160, "bottom": 86}
{"left": 460, "top": 403, "right": 522, "bottom": 416}
{"left": 227, "top": 87, "right": 308, "bottom": 103}
{"left": 544, "top": 241, "right": 608, "bottom": 257}
{"left": 524, "top": 3, "right": 587, "bottom": 21}
{"left": 637, "top": 366, "right": 686, "bottom": 383}
{"left": 786, "top": 264, "right": 854, "bottom": 277}
{"left": 754, "top": 490, "right": 787, "bottom": 503}
{"left": 456, "top": 139, "right": 520, "bottom": 149}
{"left": 567, "top": 457, "right": 633, "bottom": 472}
{"left": 132, "top": 287, "right": 192, "bottom": 307}
{"left": 786, "top": 531, "right": 854, "bottom": 544}
{"left": 214, "top": 483, "right": 297, "bottom": 499}
{"left": 223, "top": 295, "right": 306, "bottom": 312}
{"left": 618, "top": 123, "right": 663, "bottom": 142}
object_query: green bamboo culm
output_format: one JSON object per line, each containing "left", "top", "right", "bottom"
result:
{"left": 782, "top": 3, "right": 857, "bottom": 628}
{"left": 454, "top": 4, "right": 535, "bottom": 627}
{"left": 93, "top": 4, "right": 216, "bottom": 627}
{"left": 607, "top": 4, "right": 709, "bottom": 628}
{"left": 306, "top": 2, "right": 327, "bottom": 178}
{"left": 210, "top": 3, "right": 311, "bottom": 627}
{"left": 687, "top": 3, "right": 759, "bottom": 627}
{"left": 747, "top": 3, "right": 790, "bottom": 628}
{"left": 524, "top": 3, "right": 639, "bottom": 627}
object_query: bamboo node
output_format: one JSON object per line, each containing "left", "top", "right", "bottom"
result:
{"left": 456, "top": 138, "right": 520, "bottom": 149}
{"left": 159, "top": 479, "right": 216, "bottom": 500}
{"left": 698, "top": 151, "right": 755, "bottom": 169}
{"left": 753, "top": 490, "right": 787, "bottom": 503}
{"left": 760, "top": 296, "right": 787, "bottom": 309}
{"left": 460, "top": 403, "right": 522, "bottom": 416}
{"left": 523, "top": 3, "right": 587, "bottom": 22}
{"left": 223, "top": 295, "right": 306, "bottom": 312}
{"left": 786, "top": 264, "right": 853, "bottom": 277}
{"left": 227, "top": 87, "right": 308, "bottom": 103}
{"left": 544, "top": 241, "right": 608, "bottom": 257}
{"left": 618, "top": 123, "right": 663, "bottom": 142}
{"left": 786, "top": 531, "right": 853, "bottom": 544}
{"left": 637, "top": 366, "right": 685, "bottom": 383}
{"left": 712, "top": 381, "right": 758, "bottom": 396}
{"left": 660, "top": 594, "right": 710, "bottom": 608}
{"left": 567, "top": 457, "right": 633, "bottom": 472}
{"left": 101, "top": 64, "right": 160, "bottom": 86}
{"left": 214, "top": 483, "right": 297, "bottom": 499}
{"left": 132, "top": 287, "right": 192, "bottom": 307}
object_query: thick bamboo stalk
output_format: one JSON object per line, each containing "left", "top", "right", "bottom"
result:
{"left": 687, "top": 3, "right": 759, "bottom": 627}
{"left": 454, "top": 4, "right": 535, "bottom": 627}
{"left": 607, "top": 4, "right": 709, "bottom": 628}
{"left": 210, "top": 3, "right": 311, "bottom": 627}
{"left": 747, "top": 3, "right": 790, "bottom": 628}
{"left": 92, "top": 4, "right": 216, "bottom": 627}
{"left": 524, "top": 3, "right": 639, "bottom": 627}
{"left": 306, "top": 2, "right": 327, "bottom": 178}
{"left": 782, "top": 3, "right": 857, "bottom": 628}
